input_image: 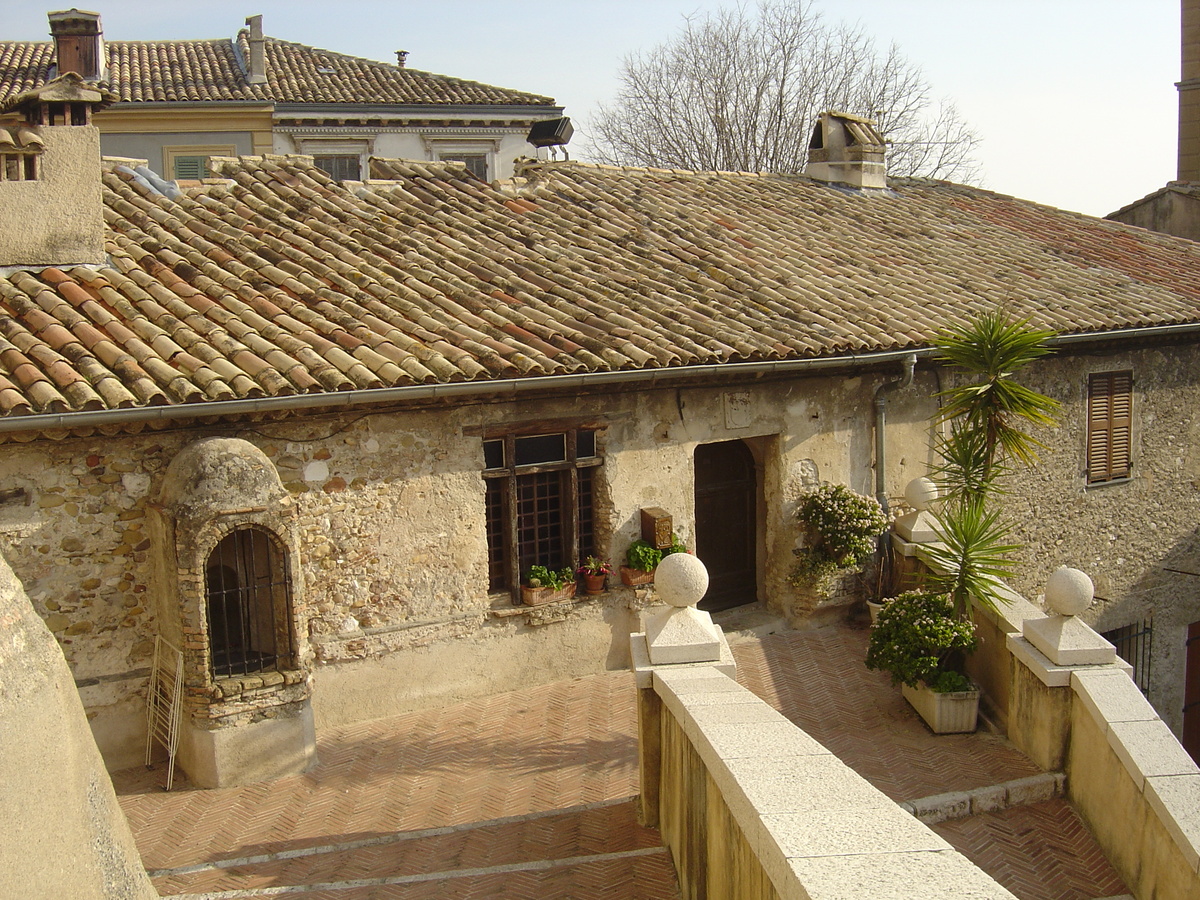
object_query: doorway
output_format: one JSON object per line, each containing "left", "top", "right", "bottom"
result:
{"left": 1184, "top": 621, "right": 1200, "bottom": 763}
{"left": 694, "top": 439, "right": 758, "bottom": 612}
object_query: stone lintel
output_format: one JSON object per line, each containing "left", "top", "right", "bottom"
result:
{"left": 1024, "top": 614, "right": 1116, "bottom": 666}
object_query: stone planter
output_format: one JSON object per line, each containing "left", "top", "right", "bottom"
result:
{"left": 866, "top": 598, "right": 887, "bottom": 625}
{"left": 582, "top": 573, "right": 607, "bottom": 595}
{"left": 620, "top": 566, "right": 655, "bottom": 587}
{"left": 521, "top": 581, "right": 577, "bottom": 607}
{"left": 902, "top": 682, "right": 980, "bottom": 734}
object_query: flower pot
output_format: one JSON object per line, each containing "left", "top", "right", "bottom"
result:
{"left": 583, "top": 573, "right": 607, "bottom": 595}
{"left": 521, "top": 581, "right": 577, "bottom": 607}
{"left": 902, "top": 681, "right": 980, "bottom": 734}
{"left": 620, "top": 566, "right": 655, "bottom": 586}
{"left": 866, "top": 598, "right": 886, "bottom": 625}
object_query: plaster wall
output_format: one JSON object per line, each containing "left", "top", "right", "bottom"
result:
{"left": 0, "top": 125, "right": 105, "bottom": 267}
{"left": 0, "top": 369, "right": 939, "bottom": 769}
{"left": 1108, "top": 192, "right": 1200, "bottom": 242}
{"left": 0, "top": 549, "right": 155, "bottom": 899}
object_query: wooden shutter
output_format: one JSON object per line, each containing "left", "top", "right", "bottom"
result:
{"left": 1087, "top": 371, "right": 1132, "bottom": 483}
{"left": 172, "top": 155, "right": 208, "bottom": 180}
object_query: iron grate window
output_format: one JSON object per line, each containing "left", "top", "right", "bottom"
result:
{"left": 1102, "top": 618, "right": 1152, "bottom": 694}
{"left": 205, "top": 526, "right": 294, "bottom": 678}
{"left": 314, "top": 155, "right": 362, "bottom": 181}
{"left": 1087, "top": 371, "right": 1132, "bottom": 484}
{"left": 482, "top": 428, "right": 601, "bottom": 597}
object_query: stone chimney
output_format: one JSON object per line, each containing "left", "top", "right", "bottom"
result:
{"left": 47, "top": 9, "right": 105, "bottom": 82}
{"left": 0, "top": 74, "right": 114, "bottom": 267}
{"left": 245, "top": 15, "right": 267, "bottom": 85}
{"left": 1180, "top": 0, "right": 1200, "bottom": 181}
{"left": 804, "top": 111, "right": 887, "bottom": 189}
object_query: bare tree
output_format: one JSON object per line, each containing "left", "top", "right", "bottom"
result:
{"left": 587, "top": 0, "right": 981, "bottom": 182}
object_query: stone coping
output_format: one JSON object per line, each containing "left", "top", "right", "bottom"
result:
{"left": 652, "top": 666, "right": 1018, "bottom": 899}
{"left": 1072, "top": 667, "right": 1200, "bottom": 872}
{"left": 629, "top": 631, "right": 736, "bottom": 690}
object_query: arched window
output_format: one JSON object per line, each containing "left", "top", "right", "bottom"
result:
{"left": 205, "top": 527, "right": 294, "bottom": 677}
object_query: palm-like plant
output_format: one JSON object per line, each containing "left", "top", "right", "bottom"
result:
{"left": 928, "top": 310, "right": 1059, "bottom": 614}
{"left": 933, "top": 311, "right": 1060, "bottom": 480}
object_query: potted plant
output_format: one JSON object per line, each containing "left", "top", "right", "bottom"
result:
{"left": 789, "top": 484, "right": 888, "bottom": 609}
{"left": 865, "top": 590, "right": 980, "bottom": 733}
{"left": 620, "top": 534, "right": 687, "bottom": 586}
{"left": 867, "top": 311, "right": 1059, "bottom": 732}
{"left": 521, "top": 564, "right": 577, "bottom": 606}
{"left": 576, "top": 556, "right": 612, "bottom": 594}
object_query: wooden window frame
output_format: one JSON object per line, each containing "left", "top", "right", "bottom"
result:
{"left": 482, "top": 427, "right": 601, "bottom": 602}
{"left": 1087, "top": 370, "right": 1132, "bottom": 484}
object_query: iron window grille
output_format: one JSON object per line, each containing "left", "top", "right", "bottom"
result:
{"left": 205, "top": 526, "right": 295, "bottom": 678}
{"left": 1087, "top": 371, "right": 1132, "bottom": 484}
{"left": 1102, "top": 618, "right": 1152, "bottom": 695}
{"left": 313, "top": 155, "right": 362, "bottom": 181}
{"left": 483, "top": 428, "right": 600, "bottom": 598}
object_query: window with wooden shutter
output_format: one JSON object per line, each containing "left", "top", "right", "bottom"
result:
{"left": 1087, "top": 371, "right": 1132, "bottom": 483}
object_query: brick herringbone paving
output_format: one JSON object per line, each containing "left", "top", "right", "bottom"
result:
{"left": 932, "top": 800, "right": 1129, "bottom": 900}
{"left": 114, "top": 624, "right": 1128, "bottom": 900}
{"left": 732, "top": 625, "right": 1043, "bottom": 801}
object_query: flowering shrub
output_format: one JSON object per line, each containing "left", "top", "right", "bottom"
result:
{"left": 865, "top": 590, "right": 977, "bottom": 690}
{"left": 797, "top": 484, "right": 888, "bottom": 568}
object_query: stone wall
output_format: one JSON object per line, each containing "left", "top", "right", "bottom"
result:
{"left": 0, "top": 366, "right": 937, "bottom": 771}
{"left": 989, "top": 342, "right": 1200, "bottom": 736}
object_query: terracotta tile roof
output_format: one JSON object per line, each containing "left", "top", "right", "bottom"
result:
{"left": 3, "top": 156, "right": 1200, "bottom": 420}
{"left": 0, "top": 32, "right": 555, "bottom": 108}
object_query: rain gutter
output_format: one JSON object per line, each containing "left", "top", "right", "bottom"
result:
{"left": 0, "top": 348, "right": 936, "bottom": 436}
{"left": 4, "top": 321, "right": 1199, "bottom": 438}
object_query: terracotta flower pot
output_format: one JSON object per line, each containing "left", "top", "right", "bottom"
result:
{"left": 521, "top": 581, "right": 577, "bottom": 607}
{"left": 583, "top": 573, "right": 607, "bottom": 594}
{"left": 620, "top": 566, "right": 655, "bottom": 586}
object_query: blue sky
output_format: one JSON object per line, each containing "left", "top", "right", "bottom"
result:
{"left": 5, "top": 0, "right": 1180, "bottom": 216}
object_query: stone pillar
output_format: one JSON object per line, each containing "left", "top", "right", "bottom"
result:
{"left": 1006, "top": 567, "right": 1120, "bottom": 770}
{"left": 630, "top": 553, "right": 736, "bottom": 826}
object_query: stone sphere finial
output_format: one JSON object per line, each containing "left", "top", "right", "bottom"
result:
{"left": 655, "top": 552, "right": 709, "bottom": 609}
{"left": 905, "top": 477, "right": 939, "bottom": 511}
{"left": 1045, "top": 566, "right": 1094, "bottom": 617}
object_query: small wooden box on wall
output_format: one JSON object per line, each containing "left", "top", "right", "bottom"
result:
{"left": 640, "top": 507, "right": 673, "bottom": 550}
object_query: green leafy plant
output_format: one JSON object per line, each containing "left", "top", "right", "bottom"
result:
{"left": 866, "top": 590, "right": 977, "bottom": 690}
{"left": 576, "top": 556, "right": 612, "bottom": 577}
{"left": 625, "top": 534, "right": 687, "bottom": 572}
{"left": 625, "top": 539, "right": 662, "bottom": 573}
{"left": 525, "top": 565, "right": 574, "bottom": 591}
{"left": 792, "top": 484, "right": 888, "bottom": 585}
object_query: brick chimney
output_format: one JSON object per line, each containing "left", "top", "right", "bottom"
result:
{"left": 1180, "top": 0, "right": 1200, "bottom": 181}
{"left": 804, "top": 111, "right": 887, "bottom": 189}
{"left": 47, "top": 9, "right": 105, "bottom": 82}
{"left": 245, "top": 15, "right": 267, "bottom": 85}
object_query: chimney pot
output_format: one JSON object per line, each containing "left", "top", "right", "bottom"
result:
{"left": 804, "top": 111, "right": 887, "bottom": 189}
{"left": 395, "top": 50, "right": 408, "bottom": 68}
{"left": 47, "top": 9, "right": 105, "bottom": 82}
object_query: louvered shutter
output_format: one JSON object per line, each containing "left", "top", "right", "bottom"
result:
{"left": 1087, "top": 371, "right": 1132, "bottom": 483}
{"left": 172, "top": 155, "right": 208, "bottom": 180}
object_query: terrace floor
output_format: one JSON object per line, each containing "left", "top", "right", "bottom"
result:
{"left": 113, "top": 619, "right": 1130, "bottom": 900}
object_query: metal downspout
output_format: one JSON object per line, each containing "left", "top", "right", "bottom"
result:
{"left": 874, "top": 353, "right": 917, "bottom": 514}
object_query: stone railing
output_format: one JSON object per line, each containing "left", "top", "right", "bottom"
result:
{"left": 637, "top": 664, "right": 1018, "bottom": 899}
{"left": 972, "top": 580, "right": 1200, "bottom": 899}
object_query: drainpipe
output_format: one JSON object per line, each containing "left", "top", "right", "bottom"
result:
{"left": 874, "top": 353, "right": 917, "bottom": 514}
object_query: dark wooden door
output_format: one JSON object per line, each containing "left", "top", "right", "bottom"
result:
{"left": 694, "top": 440, "right": 757, "bottom": 612}
{"left": 1184, "top": 621, "right": 1200, "bottom": 763}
